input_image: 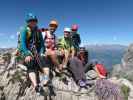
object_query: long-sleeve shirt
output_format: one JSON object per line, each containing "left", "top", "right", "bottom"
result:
{"left": 18, "top": 26, "right": 45, "bottom": 57}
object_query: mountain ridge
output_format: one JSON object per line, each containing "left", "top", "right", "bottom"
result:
{"left": 84, "top": 44, "right": 127, "bottom": 71}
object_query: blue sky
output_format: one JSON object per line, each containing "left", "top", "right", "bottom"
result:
{"left": 0, "top": 0, "right": 133, "bottom": 48}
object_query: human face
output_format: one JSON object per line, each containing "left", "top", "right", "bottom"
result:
{"left": 45, "top": 35, "right": 54, "bottom": 48}
{"left": 28, "top": 20, "right": 37, "bottom": 28}
{"left": 71, "top": 29, "right": 77, "bottom": 33}
{"left": 49, "top": 24, "right": 57, "bottom": 34}
{"left": 64, "top": 31, "right": 71, "bottom": 38}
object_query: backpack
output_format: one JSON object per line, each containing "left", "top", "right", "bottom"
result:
{"left": 95, "top": 64, "right": 107, "bottom": 77}
{"left": 71, "top": 33, "right": 81, "bottom": 45}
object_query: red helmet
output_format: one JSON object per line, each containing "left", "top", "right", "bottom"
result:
{"left": 71, "top": 24, "right": 78, "bottom": 31}
{"left": 95, "top": 64, "right": 107, "bottom": 78}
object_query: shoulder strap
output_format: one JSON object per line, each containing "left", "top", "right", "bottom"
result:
{"left": 44, "top": 31, "right": 49, "bottom": 40}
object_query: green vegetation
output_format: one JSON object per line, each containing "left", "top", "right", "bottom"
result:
{"left": 123, "top": 74, "right": 133, "bottom": 82}
{"left": 10, "top": 70, "right": 23, "bottom": 83}
{"left": 121, "top": 84, "right": 130, "bottom": 100}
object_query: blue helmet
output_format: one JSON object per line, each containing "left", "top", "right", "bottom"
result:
{"left": 26, "top": 13, "right": 38, "bottom": 23}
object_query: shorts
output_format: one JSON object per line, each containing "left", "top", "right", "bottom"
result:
{"left": 24, "top": 56, "right": 53, "bottom": 73}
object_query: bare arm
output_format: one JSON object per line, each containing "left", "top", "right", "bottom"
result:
{"left": 47, "top": 49, "right": 62, "bottom": 70}
{"left": 50, "top": 51, "right": 60, "bottom": 67}
{"left": 61, "top": 49, "right": 72, "bottom": 68}
{"left": 71, "top": 48, "right": 75, "bottom": 58}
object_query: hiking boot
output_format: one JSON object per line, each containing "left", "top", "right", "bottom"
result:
{"left": 35, "top": 85, "right": 44, "bottom": 96}
{"left": 35, "top": 85, "right": 41, "bottom": 95}
{"left": 48, "top": 85, "right": 56, "bottom": 96}
{"left": 78, "top": 80, "right": 87, "bottom": 87}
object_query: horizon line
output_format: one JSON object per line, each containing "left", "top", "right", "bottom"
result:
{"left": 0, "top": 43, "right": 129, "bottom": 49}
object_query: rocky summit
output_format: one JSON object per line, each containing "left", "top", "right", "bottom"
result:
{"left": 111, "top": 43, "right": 133, "bottom": 100}
{"left": 112, "top": 44, "right": 133, "bottom": 83}
{"left": 0, "top": 47, "right": 133, "bottom": 100}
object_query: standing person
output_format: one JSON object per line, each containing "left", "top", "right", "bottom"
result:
{"left": 42, "top": 20, "right": 58, "bottom": 49}
{"left": 58, "top": 27, "right": 87, "bottom": 88}
{"left": 71, "top": 24, "right": 81, "bottom": 54}
{"left": 17, "top": 13, "right": 49, "bottom": 93}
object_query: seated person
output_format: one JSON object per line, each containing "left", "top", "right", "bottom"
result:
{"left": 17, "top": 13, "right": 48, "bottom": 93}
{"left": 42, "top": 19, "right": 61, "bottom": 71}
{"left": 95, "top": 62, "right": 107, "bottom": 79}
{"left": 58, "top": 27, "right": 87, "bottom": 88}
{"left": 42, "top": 23, "right": 63, "bottom": 84}
{"left": 86, "top": 60, "right": 107, "bottom": 78}
{"left": 44, "top": 33, "right": 63, "bottom": 70}
{"left": 77, "top": 47, "right": 89, "bottom": 66}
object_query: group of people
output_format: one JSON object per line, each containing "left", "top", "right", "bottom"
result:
{"left": 16, "top": 13, "right": 107, "bottom": 94}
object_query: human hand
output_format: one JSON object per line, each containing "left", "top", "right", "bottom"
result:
{"left": 25, "top": 56, "right": 32, "bottom": 63}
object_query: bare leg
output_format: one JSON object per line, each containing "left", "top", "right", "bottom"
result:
{"left": 42, "top": 67, "right": 50, "bottom": 85}
{"left": 29, "top": 72, "right": 37, "bottom": 90}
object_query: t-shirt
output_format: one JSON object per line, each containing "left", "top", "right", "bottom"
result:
{"left": 71, "top": 32, "right": 81, "bottom": 50}
{"left": 58, "top": 37, "right": 74, "bottom": 51}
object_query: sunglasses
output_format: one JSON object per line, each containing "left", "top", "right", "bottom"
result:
{"left": 64, "top": 31, "right": 71, "bottom": 33}
{"left": 27, "top": 19, "right": 38, "bottom": 23}
{"left": 49, "top": 24, "right": 57, "bottom": 28}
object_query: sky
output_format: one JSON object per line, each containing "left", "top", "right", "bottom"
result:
{"left": 0, "top": 0, "right": 133, "bottom": 48}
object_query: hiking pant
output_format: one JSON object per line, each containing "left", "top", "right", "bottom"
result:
{"left": 68, "top": 57, "right": 86, "bottom": 82}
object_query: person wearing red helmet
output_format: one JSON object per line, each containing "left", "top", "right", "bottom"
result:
{"left": 58, "top": 28, "right": 87, "bottom": 88}
{"left": 71, "top": 24, "right": 81, "bottom": 54}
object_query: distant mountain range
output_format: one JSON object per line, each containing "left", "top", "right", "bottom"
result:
{"left": 85, "top": 44, "right": 127, "bottom": 71}
{"left": 0, "top": 48, "right": 15, "bottom": 55}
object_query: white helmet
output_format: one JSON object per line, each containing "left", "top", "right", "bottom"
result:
{"left": 64, "top": 27, "right": 71, "bottom": 32}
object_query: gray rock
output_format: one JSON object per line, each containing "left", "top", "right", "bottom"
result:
{"left": 112, "top": 44, "right": 133, "bottom": 83}
{"left": 0, "top": 51, "right": 98, "bottom": 100}
{"left": 0, "top": 47, "right": 130, "bottom": 100}
{"left": 86, "top": 70, "right": 97, "bottom": 80}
